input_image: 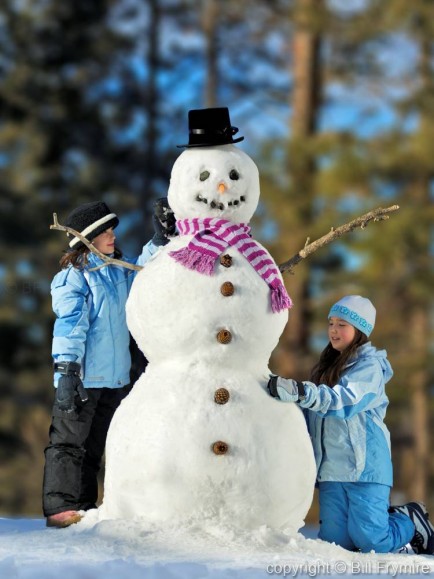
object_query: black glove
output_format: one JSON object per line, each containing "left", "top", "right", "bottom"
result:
{"left": 54, "top": 361, "right": 88, "bottom": 413}
{"left": 152, "top": 197, "right": 176, "bottom": 246}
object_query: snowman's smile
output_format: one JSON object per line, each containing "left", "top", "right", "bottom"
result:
{"left": 196, "top": 193, "right": 246, "bottom": 211}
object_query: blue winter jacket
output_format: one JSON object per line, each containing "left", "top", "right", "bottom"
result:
{"left": 300, "top": 343, "right": 393, "bottom": 486}
{"left": 51, "top": 242, "right": 157, "bottom": 388}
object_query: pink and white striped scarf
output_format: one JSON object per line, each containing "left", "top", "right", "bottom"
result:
{"left": 169, "top": 218, "right": 292, "bottom": 313}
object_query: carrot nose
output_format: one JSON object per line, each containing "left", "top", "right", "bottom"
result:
{"left": 218, "top": 182, "right": 227, "bottom": 194}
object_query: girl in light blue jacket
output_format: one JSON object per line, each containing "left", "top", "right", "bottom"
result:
{"left": 43, "top": 199, "right": 174, "bottom": 528}
{"left": 268, "top": 295, "right": 434, "bottom": 555}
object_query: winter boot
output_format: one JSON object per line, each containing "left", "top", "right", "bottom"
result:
{"left": 46, "top": 510, "right": 82, "bottom": 528}
{"left": 389, "top": 502, "right": 434, "bottom": 555}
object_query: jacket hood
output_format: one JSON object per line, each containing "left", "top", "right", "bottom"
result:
{"left": 354, "top": 342, "right": 393, "bottom": 384}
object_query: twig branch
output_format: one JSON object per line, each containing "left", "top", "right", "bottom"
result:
{"left": 50, "top": 213, "right": 143, "bottom": 271}
{"left": 279, "top": 205, "right": 400, "bottom": 274}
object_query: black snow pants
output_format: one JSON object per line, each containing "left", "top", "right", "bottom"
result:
{"left": 42, "top": 385, "right": 131, "bottom": 516}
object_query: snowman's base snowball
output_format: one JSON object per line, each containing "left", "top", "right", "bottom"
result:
{"left": 98, "top": 362, "right": 316, "bottom": 533}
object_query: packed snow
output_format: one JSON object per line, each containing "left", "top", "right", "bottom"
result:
{"left": 1, "top": 515, "right": 433, "bottom": 578}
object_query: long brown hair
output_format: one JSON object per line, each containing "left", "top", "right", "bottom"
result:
{"left": 59, "top": 246, "right": 123, "bottom": 269}
{"left": 310, "top": 329, "right": 368, "bottom": 387}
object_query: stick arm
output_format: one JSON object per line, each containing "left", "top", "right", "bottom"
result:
{"left": 279, "top": 205, "right": 400, "bottom": 274}
{"left": 50, "top": 213, "right": 143, "bottom": 272}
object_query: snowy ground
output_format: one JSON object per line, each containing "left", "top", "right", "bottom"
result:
{"left": 1, "top": 513, "right": 433, "bottom": 578}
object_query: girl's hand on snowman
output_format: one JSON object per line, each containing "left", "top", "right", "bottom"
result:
{"left": 152, "top": 197, "right": 176, "bottom": 246}
{"left": 267, "top": 376, "right": 305, "bottom": 403}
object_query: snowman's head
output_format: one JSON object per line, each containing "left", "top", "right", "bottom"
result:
{"left": 168, "top": 145, "right": 260, "bottom": 224}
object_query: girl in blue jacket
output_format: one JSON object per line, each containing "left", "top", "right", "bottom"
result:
{"left": 43, "top": 200, "right": 174, "bottom": 528}
{"left": 268, "top": 295, "right": 434, "bottom": 554}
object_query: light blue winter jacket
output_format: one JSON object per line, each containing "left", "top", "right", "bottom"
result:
{"left": 51, "top": 242, "right": 158, "bottom": 388}
{"left": 300, "top": 343, "right": 394, "bottom": 486}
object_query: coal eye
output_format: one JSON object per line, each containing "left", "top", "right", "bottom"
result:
{"left": 229, "top": 169, "right": 239, "bottom": 181}
{"left": 200, "top": 171, "right": 210, "bottom": 181}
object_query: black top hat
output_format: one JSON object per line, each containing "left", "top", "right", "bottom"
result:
{"left": 177, "top": 107, "right": 244, "bottom": 148}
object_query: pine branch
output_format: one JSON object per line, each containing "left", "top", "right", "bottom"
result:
{"left": 50, "top": 213, "right": 143, "bottom": 272}
{"left": 279, "top": 205, "right": 400, "bottom": 274}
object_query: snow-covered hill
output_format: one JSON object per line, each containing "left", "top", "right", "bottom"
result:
{"left": 1, "top": 513, "right": 433, "bottom": 578}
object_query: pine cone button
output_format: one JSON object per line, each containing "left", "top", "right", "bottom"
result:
{"left": 216, "top": 329, "right": 232, "bottom": 344}
{"left": 212, "top": 441, "right": 229, "bottom": 455}
{"left": 220, "top": 282, "right": 235, "bottom": 296}
{"left": 214, "top": 388, "right": 230, "bottom": 404}
{"left": 220, "top": 254, "right": 232, "bottom": 268}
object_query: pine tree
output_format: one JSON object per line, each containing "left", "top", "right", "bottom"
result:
{"left": 0, "top": 0, "right": 153, "bottom": 513}
{"left": 302, "top": 0, "right": 434, "bottom": 504}
{"left": 260, "top": 0, "right": 433, "bottom": 506}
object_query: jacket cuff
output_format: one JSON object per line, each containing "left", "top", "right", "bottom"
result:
{"left": 54, "top": 355, "right": 78, "bottom": 362}
{"left": 297, "top": 381, "right": 317, "bottom": 408}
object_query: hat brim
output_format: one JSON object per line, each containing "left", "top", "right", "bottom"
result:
{"left": 177, "top": 136, "right": 244, "bottom": 149}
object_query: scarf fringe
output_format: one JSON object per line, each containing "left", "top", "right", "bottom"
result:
{"left": 169, "top": 247, "right": 215, "bottom": 275}
{"left": 270, "top": 283, "right": 293, "bottom": 313}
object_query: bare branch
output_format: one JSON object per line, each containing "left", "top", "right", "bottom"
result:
{"left": 279, "top": 205, "right": 400, "bottom": 275}
{"left": 50, "top": 213, "right": 143, "bottom": 272}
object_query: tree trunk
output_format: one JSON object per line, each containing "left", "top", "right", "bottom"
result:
{"left": 202, "top": 0, "right": 219, "bottom": 107}
{"left": 291, "top": 0, "right": 322, "bottom": 137}
{"left": 273, "top": 0, "right": 323, "bottom": 377}
{"left": 142, "top": 0, "right": 160, "bottom": 216}
{"left": 406, "top": 23, "right": 432, "bottom": 503}
{"left": 409, "top": 306, "right": 429, "bottom": 500}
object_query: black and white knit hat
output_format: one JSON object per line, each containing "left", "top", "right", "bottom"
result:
{"left": 65, "top": 201, "right": 119, "bottom": 250}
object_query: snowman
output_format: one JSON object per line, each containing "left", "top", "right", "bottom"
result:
{"left": 98, "top": 108, "right": 316, "bottom": 532}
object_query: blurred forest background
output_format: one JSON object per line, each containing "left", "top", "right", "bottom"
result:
{"left": 0, "top": 0, "right": 432, "bottom": 520}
